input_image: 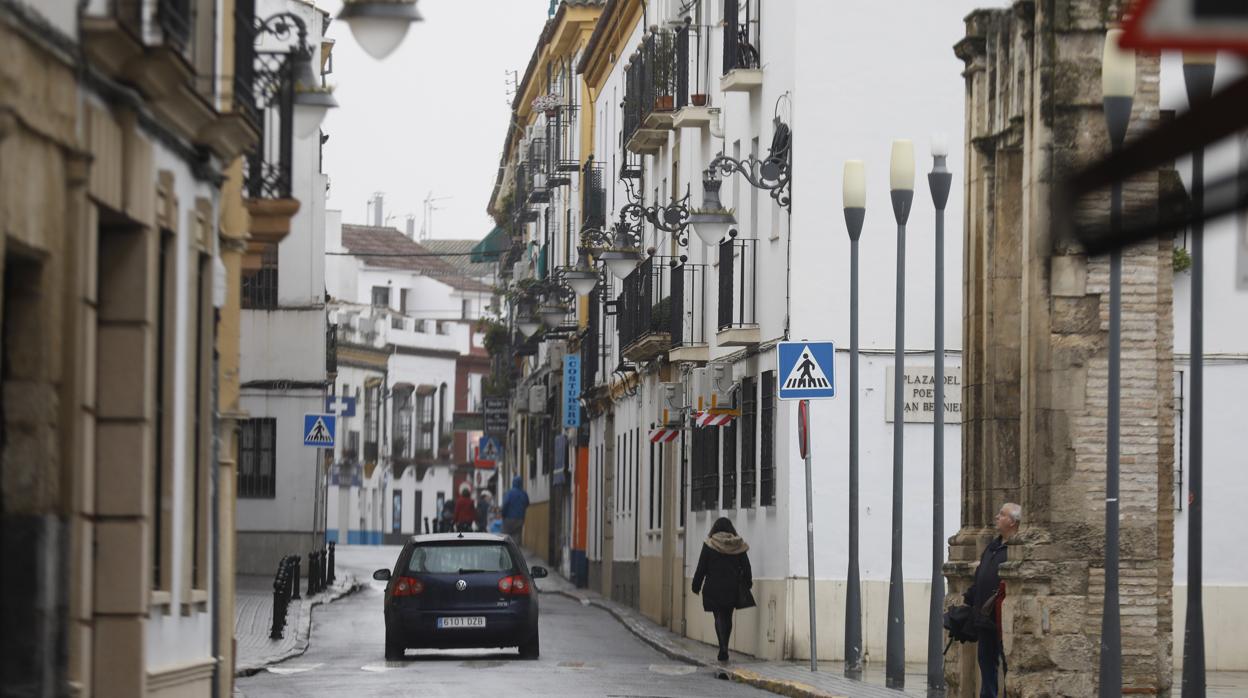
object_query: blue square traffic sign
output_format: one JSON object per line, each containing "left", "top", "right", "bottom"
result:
{"left": 777, "top": 341, "right": 836, "bottom": 400}
{"left": 303, "top": 414, "right": 336, "bottom": 447}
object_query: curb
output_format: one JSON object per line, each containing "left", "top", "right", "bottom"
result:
{"left": 548, "top": 589, "right": 838, "bottom": 698}
{"left": 234, "top": 577, "right": 361, "bottom": 677}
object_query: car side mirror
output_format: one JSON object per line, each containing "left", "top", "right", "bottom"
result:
{"left": 530, "top": 566, "right": 548, "bottom": 579}
{"left": 373, "top": 568, "right": 391, "bottom": 581}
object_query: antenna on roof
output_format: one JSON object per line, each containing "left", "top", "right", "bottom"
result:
{"left": 421, "top": 191, "right": 453, "bottom": 241}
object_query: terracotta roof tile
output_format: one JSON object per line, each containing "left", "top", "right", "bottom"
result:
{"left": 341, "top": 225, "right": 494, "bottom": 293}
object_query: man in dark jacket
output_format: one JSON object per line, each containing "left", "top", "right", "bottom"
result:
{"left": 475, "top": 491, "right": 493, "bottom": 532}
{"left": 501, "top": 476, "right": 529, "bottom": 541}
{"left": 964, "top": 502, "right": 1020, "bottom": 698}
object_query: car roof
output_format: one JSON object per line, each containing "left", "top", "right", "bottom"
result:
{"left": 408, "top": 532, "right": 510, "bottom": 544}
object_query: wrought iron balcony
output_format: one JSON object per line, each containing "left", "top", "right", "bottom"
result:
{"left": 668, "top": 259, "right": 707, "bottom": 362}
{"left": 243, "top": 51, "right": 294, "bottom": 200}
{"left": 582, "top": 159, "right": 606, "bottom": 230}
{"left": 723, "top": 0, "right": 761, "bottom": 75}
{"left": 717, "top": 232, "right": 759, "bottom": 346}
{"left": 623, "top": 28, "right": 678, "bottom": 154}
{"left": 619, "top": 256, "right": 676, "bottom": 363}
{"left": 157, "top": 0, "right": 192, "bottom": 50}
{"left": 527, "top": 138, "right": 550, "bottom": 204}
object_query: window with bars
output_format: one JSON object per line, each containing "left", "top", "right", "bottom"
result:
{"left": 241, "top": 242, "right": 278, "bottom": 309}
{"left": 691, "top": 424, "right": 720, "bottom": 510}
{"left": 371, "top": 286, "right": 390, "bottom": 309}
{"left": 239, "top": 418, "right": 277, "bottom": 498}
{"left": 739, "top": 376, "right": 757, "bottom": 508}
{"left": 364, "top": 384, "right": 380, "bottom": 463}
{"left": 722, "top": 420, "right": 737, "bottom": 510}
{"left": 760, "top": 370, "right": 776, "bottom": 506}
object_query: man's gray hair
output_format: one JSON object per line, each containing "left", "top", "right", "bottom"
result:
{"left": 1002, "top": 502, "right": 1022, "bottom": 525}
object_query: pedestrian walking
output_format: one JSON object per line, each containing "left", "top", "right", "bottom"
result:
{"left": 488, "top": 505, "right": 503, "bottom": 534}
{"left": 963, "top": 502, "right": 1019, "bottom": 698}
{"left": 501, "top": 476, "right": 530, "bottom": 542}
{"left": 453, "top": 485, "right": 476, "bottom": 533}
{"left": 438, "top": 497, "right": 455, "bottom": 534}
{"left": 691, "top": 517, "right": 754, "bottom": 663}
{"left": 475, "top": 490, "right": 493, "bottom": 532}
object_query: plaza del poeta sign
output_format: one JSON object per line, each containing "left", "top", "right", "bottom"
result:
{"left": 884, "top": 365, "right": 962, "bottom": 423}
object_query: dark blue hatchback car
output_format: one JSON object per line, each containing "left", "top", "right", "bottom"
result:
{"left": 373, "top": 533, "right": 547, "bottom": 660}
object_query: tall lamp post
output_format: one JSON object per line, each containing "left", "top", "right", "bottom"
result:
{"left": 1098, "top": 28, "right": 1134, "bottom": 698}
{"left": 1181, "top": 50, "right": 1215, "bottom": 698}
{"left": 842, "top": 160, "right": 866, "bottom": 677}
{"left": 886, "top": 139, "right": 914, "bottom": 690}
{"left": 926, "top": 135, "right": 952, "bottom": 692}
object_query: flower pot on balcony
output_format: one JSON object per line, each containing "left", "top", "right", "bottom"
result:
{"left": 691, "top": 93, "right": 708, "bottom": 106}
{"left": 655, "top": 95, "right": 674, "bottom": 112}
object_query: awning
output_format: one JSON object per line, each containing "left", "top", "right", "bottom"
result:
{"left": 470, "top": 226, "right": 510, "bottom": 264}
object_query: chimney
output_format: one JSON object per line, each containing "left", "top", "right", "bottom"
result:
{"left": 372, "top": 193, "right": 384, "bottom": 227}
{"left": 405, "top": 215, "right": 416, "bottom": 239}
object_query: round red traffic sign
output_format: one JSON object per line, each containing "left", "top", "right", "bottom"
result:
{"left": 798, "top": 399, "right": 809, "bottom": 460}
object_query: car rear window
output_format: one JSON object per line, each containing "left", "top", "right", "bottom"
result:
{"left": 407, "top": 543, "right": 516, "bottom": 574}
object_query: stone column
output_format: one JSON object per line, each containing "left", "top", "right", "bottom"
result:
{"left": 948, "top": 2, "right": 1175, "bottom": 696}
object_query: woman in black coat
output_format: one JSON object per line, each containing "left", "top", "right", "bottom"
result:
{"left": 692, "top": 517, "right": 754, "bottom": 662}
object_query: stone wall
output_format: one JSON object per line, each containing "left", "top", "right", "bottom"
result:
{"left": 947, "top": 2, "right": 1174, "bottom": 696}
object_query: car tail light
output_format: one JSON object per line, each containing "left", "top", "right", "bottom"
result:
{"left": 393, "top": 576, "right": 424, "bottom": 597}
{"left": 497, "top": 575, "right": 531, "bottom": 596}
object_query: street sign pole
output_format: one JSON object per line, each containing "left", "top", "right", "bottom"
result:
{"left": 800, "top": 399, "right": 818, "bottom": 673}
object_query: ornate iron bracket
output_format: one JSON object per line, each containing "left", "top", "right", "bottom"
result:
{"left": 707, "top": 117, "right": 792, "bottom": 210}
{"left": 255, "top": 12, "right": 310, "bottom": 48}
{"left": 620, "top": 179, "right": 694, "bottom": 246}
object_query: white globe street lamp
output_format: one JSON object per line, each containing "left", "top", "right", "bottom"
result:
{"left": 338, "top": 0, "right": 423, "bottom": 60}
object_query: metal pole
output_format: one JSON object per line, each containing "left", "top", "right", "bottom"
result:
{"left": 927, "top": 155, "right": 952, "bottom": 691}
{"left": 802, "top": 400, "right": 818, "bottom": 673}
{"left": 1099, "top": 93, "right": 1131, "bottom": 698}
{"left": 887, "top": 188, "right": 913, "bottom": 689}
{"left": 1182, "top": 57, "right": 1214, "bottom": 698}
{"left": 843, "top": 206, "right": 865, "bottom": 677}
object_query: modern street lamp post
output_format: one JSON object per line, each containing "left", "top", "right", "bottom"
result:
{"left": 886, "top": 139, "right": 914, "bottom": 690}
{"left": 926, "top": 136, "right": 952, "bottom": 692}
{"left": 1098, "top": 28, "right": 1134, "bottom": 698}
{"left": 842, "top": 160, "right": 866, "bottom": 677}
{"left": 1181, "top": 50, "right": 1216, "bottom": 698}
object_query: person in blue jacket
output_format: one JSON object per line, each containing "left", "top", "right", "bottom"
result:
{"left": 500, "top": 476, "right": 530, "bottom": 542}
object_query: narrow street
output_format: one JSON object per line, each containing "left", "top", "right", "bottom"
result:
{"left": 235, "top": 546, "right": 767, "bottom": 697}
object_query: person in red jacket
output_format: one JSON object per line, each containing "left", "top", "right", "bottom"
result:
{"left": 453, "top": 485, "right": 477, "bottom": 532}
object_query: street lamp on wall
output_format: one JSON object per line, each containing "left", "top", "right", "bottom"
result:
{"left": 620, "top": 180, "right": 694, "bottom": 246}
{"left": 582, "top": 216, "right": 644, "bottom": 281}
{"left": 705, "top": 116, "right": 793, "bottom": 211}
{"left": 337, "top": 0, "right": 423, "bottom": 60}
{"left": 689, "top": 169, "right": 738, "bottom": 246}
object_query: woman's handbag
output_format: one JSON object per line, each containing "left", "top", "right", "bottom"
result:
{"left": 735, "top": 561, "right": 756, "bottom": 609}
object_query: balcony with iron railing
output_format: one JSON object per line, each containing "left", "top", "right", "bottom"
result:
{"left": 619, "top": 256, "right": 676, "bottom": 363}
{"left": 527, "top": 139, "right": 550, "bottom": 204}
{"left": 668, "top": 260, "right": 709, "bottom": 363}
{"left": 545, "top": 115, "right": 576, "bottom": 188}
{"left": 721, "top": 0, "right": 763, "bottom": 93}
{"left": 717, "top": 232, "right": 759, "bottom": 346}
{"left": 672, "top": 18, "right": 716, "bottom": 130}
{"left": 582, "top": 159, "right": 606, "bottom": 230}
{"left": 623, "top": 29, "right": 678, "bottom": 155}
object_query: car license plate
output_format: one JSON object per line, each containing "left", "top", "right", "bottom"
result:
{"left": 437, "top": 616, "right": 486, "bottom": 629}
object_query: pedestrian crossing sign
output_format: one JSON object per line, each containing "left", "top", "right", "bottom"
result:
{"left": 777, "top": 341, "right": 836, "bottom": 401}
{"left": 303, "top": 414, "right": 336, "bottom": 447}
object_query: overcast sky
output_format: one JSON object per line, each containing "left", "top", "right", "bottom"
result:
{"left": 316, "top": 0, "right": 551, "bottom": 240}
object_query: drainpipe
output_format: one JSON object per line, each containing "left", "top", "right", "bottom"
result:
{"left": 210, "top": 324, "right": 221, "bottom": 698}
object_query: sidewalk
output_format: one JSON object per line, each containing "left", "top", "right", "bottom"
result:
{"left": 234, "top": 572, "right": 359, "bottom": 677}
{"left": 526, "top": 551, "right": 918, "bottom": 698}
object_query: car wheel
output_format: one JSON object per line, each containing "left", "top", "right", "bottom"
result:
{"left": 518, "top": 628, "right": 540, "bottom": 660}
{"left": 384, "top": 626, "right": 404, "bottom": 661}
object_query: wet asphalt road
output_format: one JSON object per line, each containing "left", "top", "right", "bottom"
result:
{"left": 234, "top": 546, "right": 767, "bottom": 697}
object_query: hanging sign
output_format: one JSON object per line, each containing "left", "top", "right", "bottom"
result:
{"left": 563, "top": 354, "right": 582, "bottom": 428}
